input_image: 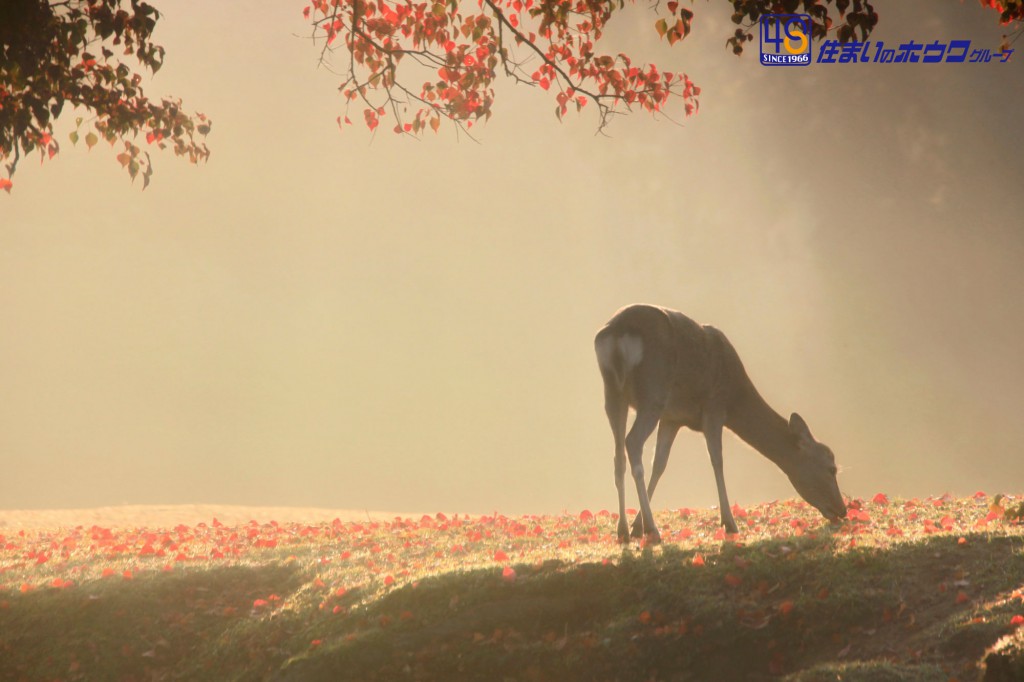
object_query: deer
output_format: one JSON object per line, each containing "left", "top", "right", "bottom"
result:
{"left": 594, "top": 304, "right": 846, "bottom": 544}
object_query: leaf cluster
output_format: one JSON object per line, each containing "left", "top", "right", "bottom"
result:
{"left": 308, "top": 0, "right": 707, "bottom": 138}
{"left": 0, "top": 0, "right": 210, "bottom": 191}
{"left": 308, "top": 0, "right": 887, "bottom": 137}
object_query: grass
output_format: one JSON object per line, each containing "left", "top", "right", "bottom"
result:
{"left": 2, "top": 495, "right": 1024, "bottom": 681}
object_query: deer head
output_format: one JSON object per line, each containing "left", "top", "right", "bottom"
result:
{"left": 784, "top": 413, "right": 846, "bottom": 522}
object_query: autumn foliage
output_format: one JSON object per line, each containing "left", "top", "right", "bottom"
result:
{"left": 1, "top": 1, "right": 1020, "bottom": 192}
{"left": 305, "top": 0, "right": 1021, "bottom": 137}
{"left": 0, "top": 0, "right": 210, "bottom": 192}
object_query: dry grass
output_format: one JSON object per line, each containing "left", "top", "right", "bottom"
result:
{"left": 2, "top": 495, "right": 1024, "bottom": 681}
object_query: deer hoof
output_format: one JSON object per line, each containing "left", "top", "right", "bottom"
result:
{"left": 617, "top": 521, "right": 630, "bottom": 544}
{"left": 723, "top": 521, "right": 739, "bottom": 535}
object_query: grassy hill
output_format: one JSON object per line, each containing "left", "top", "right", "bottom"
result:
{"left": 2, "top": 495, "right": 1024, "bottom": 681}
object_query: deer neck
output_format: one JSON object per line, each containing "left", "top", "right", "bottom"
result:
{"left": 725, "top": 387, "right": 798, "bottom": 473}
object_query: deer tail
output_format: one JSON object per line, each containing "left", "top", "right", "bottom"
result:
{"left": 594, "top": 329, "right": 644, "bottom": 390}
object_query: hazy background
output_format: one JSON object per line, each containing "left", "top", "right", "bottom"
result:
{"left": 1, "top": 0, "right": 1021, "bottom": 516}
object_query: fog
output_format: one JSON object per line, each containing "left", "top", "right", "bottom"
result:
{"left": 1, "top": 0, "right": 1021, "bottom": 516}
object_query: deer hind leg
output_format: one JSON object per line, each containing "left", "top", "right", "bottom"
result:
{"left": 703, "top": 415, "right": 739, "bottom": 534}
{"left": 631, "top": 421, "right": 679, "bottom": 538}
{"left": 625, "top": 409, "right": 662, "bottom": 543}
{"left": 604, "top": 385, "right": 630, "bottom": 543}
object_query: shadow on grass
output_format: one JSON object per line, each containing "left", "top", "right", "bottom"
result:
{"left": 3, "top": 534, "right": 1024, "bottom": 681}
{"left": 274, "top": 534, "right": 1024, "bottom": 682}
{"left": 0, "top": 562, "right": 303, "bottom": 682}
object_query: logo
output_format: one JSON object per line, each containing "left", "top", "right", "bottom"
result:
{"left": 760, "top": 14, "right": 811, "bottom": 66}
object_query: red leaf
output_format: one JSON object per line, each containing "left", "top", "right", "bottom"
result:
{"left": 502, "top": 566, "right": 516, "bottom": 583}
{"left": 0, "top": 178, "right": 11, "bottom": 193}
{"left": 384, "top": 575, "right": 395, "bottom": 586}
{"left": 1011, "top": 615, "right": 1024, "bottom": 626}
{"left": 779, "top": 600, "right": 795, "bottom": 616}
{"left": 538, "top": 77, "right": 550, "bottom": 91}
{"left": 955, "top": 591, "right": 969, "bottom": 604}
{"left": 872, "top": 493, "right": 889, "bottom": 505}
{"left": 724, "top": 573, "right": 743, "bottom": 587}
{"left": 692, "top": 553, "right": 705, "bottom": 567}
{"left": 253, "top": 599, "right": 269, "bottom": 608}
{"left": 493, "top": 550, "right": 510, "bottom": 562}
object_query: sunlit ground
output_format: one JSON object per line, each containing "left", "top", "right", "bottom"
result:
{"left": 3, "top": 493, "right": 1024, "bottom": 680}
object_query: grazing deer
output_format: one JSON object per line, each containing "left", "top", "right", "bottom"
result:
{"left": 594, "top": 304, "right": 846, "bottom": 543}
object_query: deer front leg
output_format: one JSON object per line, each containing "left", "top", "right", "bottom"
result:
{"left": 625, "top": 411, "right": 661, "bottom": 543}
{"left": 631, "top": 421, "right": 679, "bottom": 538}
{"left": 704, "top": 417, "right": 739, "bottom": 534}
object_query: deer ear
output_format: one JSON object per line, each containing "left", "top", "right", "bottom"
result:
{"left": 789, "top": 412, "right": 814, "bottom": 444}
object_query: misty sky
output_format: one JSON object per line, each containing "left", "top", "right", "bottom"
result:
{"left": 1, "top": 0, "right": 1022, "bottom": 516}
